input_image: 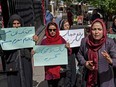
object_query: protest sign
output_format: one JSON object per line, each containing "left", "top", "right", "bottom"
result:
{"left": 33, "top": 44, "right": 68, "bottom": 66}
{"left": 60, "top": 29, "right": 84, "bottom": 47}
{"left": 0, "top": 27, "right": 35, "bottom": 50}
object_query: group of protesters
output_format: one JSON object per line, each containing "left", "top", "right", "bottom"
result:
{"left": 0, "top": 7, "right": 116, "bottom": 87}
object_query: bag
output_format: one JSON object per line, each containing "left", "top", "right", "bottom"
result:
{"left": 5, "top": 55, "right": 19, "bottom": 72}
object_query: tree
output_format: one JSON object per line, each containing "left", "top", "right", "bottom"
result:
{"left": 62, "top": 0, "right": 72, "bottom": 6}
{"left": 87, "top": 0, "right": 116, "bottom": 14}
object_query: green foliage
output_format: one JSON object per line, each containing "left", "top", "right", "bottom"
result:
{"left": 87, "top": 0, "right": 116, "bottom": 14}
{"left": 62, "top": 0, "right": 73, "bottom": 6}
{"left": 62, "top": 0, "right": 116, "bottom": 14}
{"left": 77, "top": 0, "right": 83, "bottom": 2}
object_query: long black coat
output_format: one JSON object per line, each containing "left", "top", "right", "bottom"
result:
{"left": 4, "top": 49, "right": 32, "bottom": 87}
{"left": 4, "top": 14, "right": 33, "bottom": 87}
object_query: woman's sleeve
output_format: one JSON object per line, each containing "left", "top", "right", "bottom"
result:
{"left": 61, "top": 37, "right": 72, "bottom": 56}
{"left": 77, "top": 38, "right": 86, "bottom": 65}
{"left": 108, "top": 38, "right": 116, "bottom": 67}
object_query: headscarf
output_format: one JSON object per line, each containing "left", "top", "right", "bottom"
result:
{"left": 86, "top": 18, "right": 107, "bottom": 87}
{"left": 44, "top": 22, "right": 63, "bottom": 80}
{"left": 44, "top": 22, "right": 63, "bottom": 45}
{"left": 6, "top": 14, "right": 31, "bottom": 62}
{"left": 112, "top": 16, "right": 116, "bottom": 33}
{"left": 7, "top": 14, "right": 24, "bottom": 27}
{"left": 59, "top": 19, "right": 70, "bottom": 30}
{"left": 6, "top": 14, "right": 25, "bottom": 62}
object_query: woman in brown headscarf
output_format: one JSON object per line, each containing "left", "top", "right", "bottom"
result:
{"left": 77, "top": 18, "right": 116, "bottom": 87}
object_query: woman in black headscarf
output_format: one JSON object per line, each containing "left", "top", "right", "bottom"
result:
{"left": 4, "top": 14, "right": 33, "bottom": 87}
{"left": 112, "top": 16, "right": 116, "bottom": 33}
{"left": 109, "top": 16, "right": 116, "bottom": 43}
{"left": 109, "top": 16, "right": 116, "bottom": 34}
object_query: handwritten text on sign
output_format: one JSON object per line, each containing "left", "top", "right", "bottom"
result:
{"left": 0, "top": 27, "right": 35, "bottom": 50}
{"left": 33, "top": 44, "right": 68, "bottom": 66}
{"left": 60, "top": 29, "right": 84, "bottom": 47}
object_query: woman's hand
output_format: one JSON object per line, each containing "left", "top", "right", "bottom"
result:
{"left": 101, "top": 50, "right": 112, "bottom": 64}
{"left": 65, "top": 43, "right": 70, "bottom": 48}
{"left": 31, "top": 49, "right": 35, "bottom": 55}
{"left": 33, "top": 35, "right": 39, "bottom": 42}
{"left": 85, "top": 61, "right": 95, "bottom": 70}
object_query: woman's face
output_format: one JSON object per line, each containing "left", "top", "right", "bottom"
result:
{"left": 91, "top": 22, "right": 103, "bottom": 40}
{"left": 63, "top": 22, "right": 70, "bottom": 30}
{"left": 13, "top": 20, "right": 21, "bottom": 28}
{"left": 48, "top": 25, "right": 57, "bottom": 37}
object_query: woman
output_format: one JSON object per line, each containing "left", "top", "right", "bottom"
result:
{"left": 59, "top": 19, "right": 84, "bottom": 87}
{"left": 109, "top": 16, "right": 116, "bottom": 86}
{"left": 4, "top": 14, "right": 33, "bottom": 87}
{"left": 40, "top": 22, "right": 71, "bottom": 87}
{"left": 59, "top": 19, "right": 78, "bottom": 87}
{"left": 108, "top": 16, "right": 116, "bottom": 34}
{"left": 59, "top": 19, "right": 70, "bottom": 30}
{"left": 77, "top": 18, "right": 116, "bottom": 87}
{"left": 67, "top": 7, "right": 73, "bottom": 26}
{"left": 109, "top": 16, "right": 116, "bottom": 34}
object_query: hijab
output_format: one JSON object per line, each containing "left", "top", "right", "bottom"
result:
{"left": 6, "top": 14, "right": 31, "bottom": 63}
{"left": 43, "top": 22, "right": 64, "bottom": 80}
{"left": 7, "top": 14, "right": 24, "bottom": 27}
{"left": 86, "top": 18, "right": 107, "bottom": 87}
{"left": 44, "top": 22, "right": 63, "bottom": 45}
{"left": 59, "top": 19, "right": 70, "bottom": 30}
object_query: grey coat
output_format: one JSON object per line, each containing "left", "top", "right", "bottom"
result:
{"left": 77, "top": 37, "right": 116, "bottom": 87}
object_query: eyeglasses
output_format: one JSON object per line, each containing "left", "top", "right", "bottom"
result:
{"left": 48, "top": 29, "right": 56, "bottom": 32}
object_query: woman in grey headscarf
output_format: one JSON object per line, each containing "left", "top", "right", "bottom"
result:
{"left": 4, "top": 14, "right": 33, "bottom": 87}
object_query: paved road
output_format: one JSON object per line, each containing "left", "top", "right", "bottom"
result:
{"left": 33, "top": 66, "right": 45, "bottom": 87}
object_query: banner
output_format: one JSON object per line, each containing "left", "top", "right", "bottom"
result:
{"left": 60, "top": 29, "right": 84, "bottom": 47}
{"left": 107, "top": 34, "right": 116, "bottom": 38}
{"left": 0, "top": 27, "right": 35, "bottom": 50}
{"left": 33, "top": 44, "right": 68, "bottom": 66}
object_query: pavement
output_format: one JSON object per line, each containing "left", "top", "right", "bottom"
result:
{"left": 33, "top": 66, "right": 45, "bottom": 87}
